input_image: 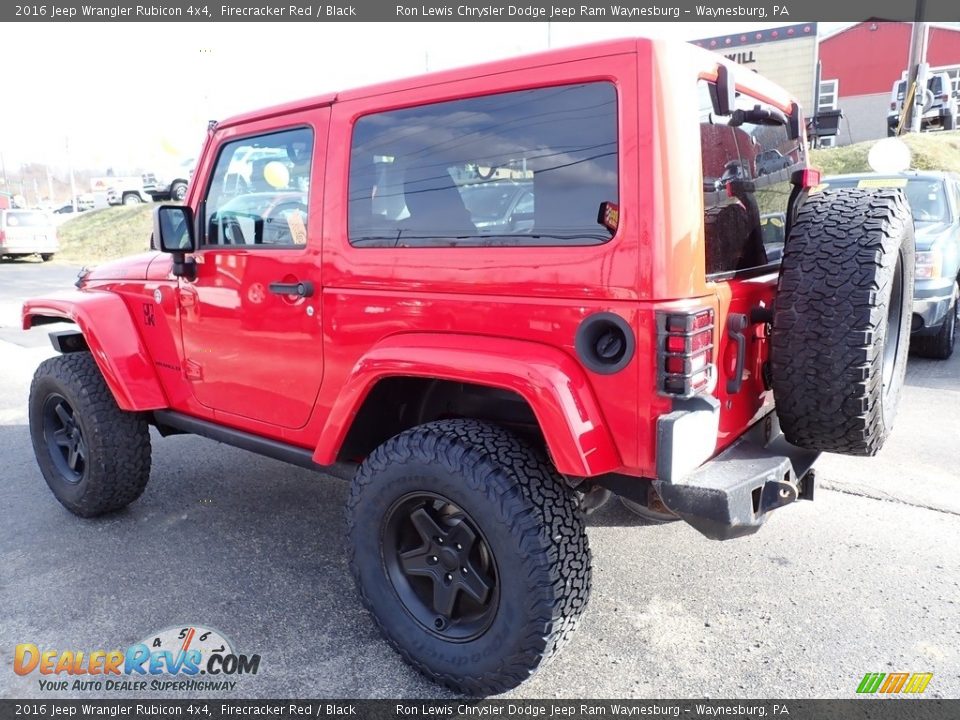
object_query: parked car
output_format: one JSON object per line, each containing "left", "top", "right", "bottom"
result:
{"left": 887, "top": 71, "right": 958, "bottom": 135}
{"left": 23, "top": 38, "right": 914, "bottom": 695}
{"left": 0, "top": 208, "right": 58, "bottom": 261}
{"left": 92, "top": 175, "right": 155, "bottom": 206}
{"left": 76, "top": 193, "right": 106, "bottom": 211}
{"left": 821, "top": 171, "right": 960, "bottom": 358}
{"left": 51, "top": 204, "right": 78, "bottom": 215}
{"left": 145, "top": 158, "right": 196, "bottom": 203}
{"left": 756, "top": 149, "right": 792, "bottom": 176}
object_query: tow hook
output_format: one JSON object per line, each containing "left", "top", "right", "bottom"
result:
{"left": 759, "top": 474, "right": 800, "bottom": 515}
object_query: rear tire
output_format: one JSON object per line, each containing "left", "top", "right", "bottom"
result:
{"left": 346, "top": 419, "right": 591, "bottom": 695}
{"left": 944, "top": 113, "right": 956, "bottom": 131}
{"left": 29, "top": 352, "right": 152, "bottom": 517}
{"left": 170, "top": 181, "right": 188, "bottom": 202}
{"left": 771, "top": 188, "right": 914, "bottom": 456}
{"left": 40, "top": 253, "right": 54, "bottom": 262}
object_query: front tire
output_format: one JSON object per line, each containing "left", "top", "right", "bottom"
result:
{"left": 771, "top": 188, "right": 914, "bottom": 456}
{"left": 346, "top": 419, "right": 591, "bottom": 695}
{"left": 40, "top": 253, "right": 54, "bottom": 262}
{"left": 122, "top": 193, "right": 142, "bottom": 205}
{"left": 29, "top": 352, "right": 152, "bottom": 517}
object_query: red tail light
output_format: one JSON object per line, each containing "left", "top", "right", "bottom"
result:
{"left": 799, "top": 168, "right": 820, "bottom": 188}
{"left": 657, "top": 308, "right": 716, "bottom": 398}
{"left": 790, "top": 168, "right": 821, "bottom": 189}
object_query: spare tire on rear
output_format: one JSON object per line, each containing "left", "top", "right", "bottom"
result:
{"left": 771, "top": 188, "right": 914, "bottom": 456}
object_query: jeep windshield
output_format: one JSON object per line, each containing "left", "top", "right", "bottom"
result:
{"left": 825, "top": 177, "right": 949, "bottom": 223}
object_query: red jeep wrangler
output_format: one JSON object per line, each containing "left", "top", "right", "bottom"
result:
{"left": 23, "top": 39, "right": 914, "bottom": 694}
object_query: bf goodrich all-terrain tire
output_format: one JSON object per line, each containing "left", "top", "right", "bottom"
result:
{"left": 29, "top": 352, "right": 152, "bottom": 517}
{"left": 771, "top": 188, "right": 914, "bottom": 456}
{"left": 346, "top": 419, "right": 591, "bottom": 695}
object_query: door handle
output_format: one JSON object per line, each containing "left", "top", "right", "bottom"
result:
{"left": 268, "top": 280, "right": 314, "bottom": 298}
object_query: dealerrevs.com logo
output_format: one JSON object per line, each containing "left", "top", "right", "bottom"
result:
{"left": 14, "top": 625, "right": 260, "bottom": 693}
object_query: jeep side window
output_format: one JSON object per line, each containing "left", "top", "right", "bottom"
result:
{"left": 202, "top": 128, "right": 313, "bottom": 248}
{"left": 699, "top": 80, "right": 803, "bottom": 275}
{"left": 347, "top": 82, "right": 618, "bottom": 247}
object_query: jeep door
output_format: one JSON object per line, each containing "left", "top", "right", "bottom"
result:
{"left": 176, "top": 110, "right": 328, "bottom": 429}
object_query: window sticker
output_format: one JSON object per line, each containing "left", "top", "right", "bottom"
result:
{"left": 286, "top": 211, "right": 307, "bottom": 245}
{"left": 857, "top": 178, "right": 907, "bottom": 188}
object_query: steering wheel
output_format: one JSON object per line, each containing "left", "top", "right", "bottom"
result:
{"left": 262, "top": 202, "right": 308, "bottom": 245}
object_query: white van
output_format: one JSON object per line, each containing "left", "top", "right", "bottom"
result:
{"left": 0, "top": 209, "right": 59, "bottom": 261}
{"left": 887, "top": 71, "right": 958, "bottom": 135}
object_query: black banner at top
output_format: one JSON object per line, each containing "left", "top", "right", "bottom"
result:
{"left": 3, "top": 0, "right": 960, "bottom": 22}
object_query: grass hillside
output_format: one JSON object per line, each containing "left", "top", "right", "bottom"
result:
{"left": 56, "top": 205, "right": 153, "bottom": 263}
{"left": 811, "top": 130, "right": 960, "bottom": 176}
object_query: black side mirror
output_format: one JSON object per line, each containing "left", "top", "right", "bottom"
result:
{"left": 788, "top": 102, "right": 802, "bottom": 140}
{"left": 153, "top": 205, "right": 197, "bottom": 279}
{"left": 716, "top": 64, "right": 736, "bottom": 116}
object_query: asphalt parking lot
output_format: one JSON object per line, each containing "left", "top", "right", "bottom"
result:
{"left": 1, "top": 260, "right": 958, "bottom": 700}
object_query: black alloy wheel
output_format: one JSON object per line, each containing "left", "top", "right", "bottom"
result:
{"left": 382, "top": 492, "right": 498, "bottom": 641}
{"left": 41, "top": 393, "right": 87, "bottom": 483}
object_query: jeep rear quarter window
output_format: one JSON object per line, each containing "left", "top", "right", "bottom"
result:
{"left": 347, "top": 82, "right": 618, "bottom": 247}
{"left": 699, "top": 79, "right": 804, "bottom": 276}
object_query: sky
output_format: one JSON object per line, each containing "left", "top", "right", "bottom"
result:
{"left": 0, "top": 21, "right": 848, "bottom": 176}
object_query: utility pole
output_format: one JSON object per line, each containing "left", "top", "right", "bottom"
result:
{"left": 904, "top": 1, "right": 929, "bottom": 134}
{"left": 66, "top": 137, "right": 77, "bottom": 212}
{"left": 45, "top": 153, "right": 54, "bottom": 204}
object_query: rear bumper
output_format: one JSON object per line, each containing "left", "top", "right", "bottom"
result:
{"left": 887, "top": 110, "right": 953, "bottom": 128}
{"left": 654, "top": 403, "right": 819, "bottom": 540}
{"left": 0, "top": 241, "right": 59, "bottom": 254}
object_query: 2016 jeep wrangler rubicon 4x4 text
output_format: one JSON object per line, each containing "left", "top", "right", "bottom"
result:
{"left": 23, "top": 38, "right": 914, "bottom": 695}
